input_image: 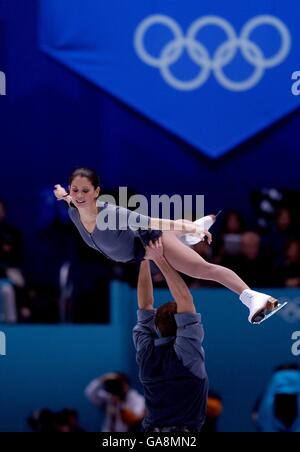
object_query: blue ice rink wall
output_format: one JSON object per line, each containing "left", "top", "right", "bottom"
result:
{"left": 0, "top": 283, "right": 299, "bottom": 432}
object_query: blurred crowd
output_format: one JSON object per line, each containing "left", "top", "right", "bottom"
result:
{"left": 26, "top": 371, "right": 223, "bottom": 433}
{"left": 184, "top": 205, "right": 300, "bottom": 290}
{"left": 148, "top": 189, "right": 300, "bottom": 291}
{"left": 0, "top": 189, "right": 299, "bottom": 323}
{"left": 26, "top": 363, "right": 300, "bottom": 432}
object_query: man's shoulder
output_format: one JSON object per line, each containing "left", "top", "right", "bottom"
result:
{"left": 175, "top": 312, "right": 202, "bottom": 326}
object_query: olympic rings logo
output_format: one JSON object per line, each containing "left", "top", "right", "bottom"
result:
{"left": 278, "top": 298, "right": 300, "bottom": 324}
{"left": 134, "top": 15, "right": 291, "bottom": 92}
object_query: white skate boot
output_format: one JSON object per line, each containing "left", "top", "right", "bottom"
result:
{"left": 181, "top": 214, "right": 218, "bottom": 246}
{"left": 240, "top": 289, "right": 288, "bottom": 324}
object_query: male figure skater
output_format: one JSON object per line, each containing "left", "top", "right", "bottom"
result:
{"left": 133, "top": 238, "right": 208, "bottom": 432}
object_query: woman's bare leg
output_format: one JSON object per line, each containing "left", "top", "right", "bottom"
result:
{"left": 162, "top": 231, "right": 249, "bottom": 295}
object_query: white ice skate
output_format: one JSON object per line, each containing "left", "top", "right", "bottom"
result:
{"left": 180, "top": 213, "right": 219, "bottom": 246}
{"left": 240, "top": 290, "right": 288, "bottom": 325}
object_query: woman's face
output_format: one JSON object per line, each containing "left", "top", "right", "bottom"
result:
{"left": 69, "top": 176, "right": 100, "bottom": 209}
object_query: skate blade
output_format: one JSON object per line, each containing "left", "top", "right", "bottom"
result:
{"left": 252, "top": 302, "right": 288, "bottom": 325}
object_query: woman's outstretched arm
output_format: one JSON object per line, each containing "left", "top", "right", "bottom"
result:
{"left": 149, "top": 217, "right": 212, "bottom": 244}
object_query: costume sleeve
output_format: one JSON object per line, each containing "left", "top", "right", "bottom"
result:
{"left": 174, "top": 312, "right": 206, "bottom": 378}
{"left": 132, "top": 309, "right": 156, "bottom": 355}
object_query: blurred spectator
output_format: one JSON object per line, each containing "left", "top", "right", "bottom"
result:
{"left": 266, "top": 207, "right": 299, "bottom": 265}
{"left": 0, "top": 199, "right": 24, "bottom": 269}
{"left": 27, "top": 409, "right": 56, "bottom": 432}
{"left": 61, "top": 234, "right": 111, "bottom": 323}
{"left": 113, "top": 262, "right": 139, "bottom": 288}
{"left": 55, "top": 409, "right": 85, "bottom": 432}
{"left": 0, "top": 279, "right": 16, "bottom": 323}
{"left": 214, "top": 210, "right": 246, "bottom": 260}
{"left": 19, "top": 284, "right": 60, "bottom": 323}
{"left": 201, "top": 392, "right": 223, "bottom": 432}
{"left": 277, "top": 240, "right": 300, "bottom": 288}
{"left": 220, "top": 231, "right": 274, "bottom": 287}
{"left": 34, "top": 189, "right": 75, "bottom": 296}
{"left": 251, "top": 188, "right": 283, "bottom": 232}
{"left": 85, "top": 372, "right": 145, "bottom": 432}
{"left": 277, "top": 208, "right": 293, "bottom": 233}
{"left": 27, "top": 408, "right": 84, "bottom": 432}
{"left": 253, "top": 363, "right": 300, "bottom": 432}
{"left": 0, "top": 198, "right": 25, "bottom": 322}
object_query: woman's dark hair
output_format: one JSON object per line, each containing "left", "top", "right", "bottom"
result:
{"left": 69, "top": 168, "right": 100, "bottom": 190}
{"left": 155, "top": 302, "right": 177, "bottom": 337}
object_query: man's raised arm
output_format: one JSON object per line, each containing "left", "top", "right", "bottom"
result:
{"left": 144, "top": 239, "right": 195, "bottom": 314}
{"left": 137, "top": 260, "right": 154, "bottom": 310}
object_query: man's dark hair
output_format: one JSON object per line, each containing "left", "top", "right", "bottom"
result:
{"left": 155, "top": 302, "right": 177, "bottom": 337}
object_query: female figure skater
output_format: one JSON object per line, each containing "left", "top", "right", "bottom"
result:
{"left": 54, "top": 168, "right": 285, "bottom": 324}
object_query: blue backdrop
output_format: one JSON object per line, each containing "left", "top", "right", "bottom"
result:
{"left": 39, "top": 0, "right": 300, "bottom": 157}
{"left": 0, "top": 0, "right": 300, "bottom": 232}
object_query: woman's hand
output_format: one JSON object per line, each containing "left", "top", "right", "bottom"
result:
{"left": 174, "top": 219, "right": 212, "bottom": 240}
{"left": 195, "top": 228, "right": 213, "bottom": 245}
{"left": 179, "top": 220, "right": 213, "bottom": 244}
{"left": 53, "top": 184, "right": 69, "bottom": 201}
